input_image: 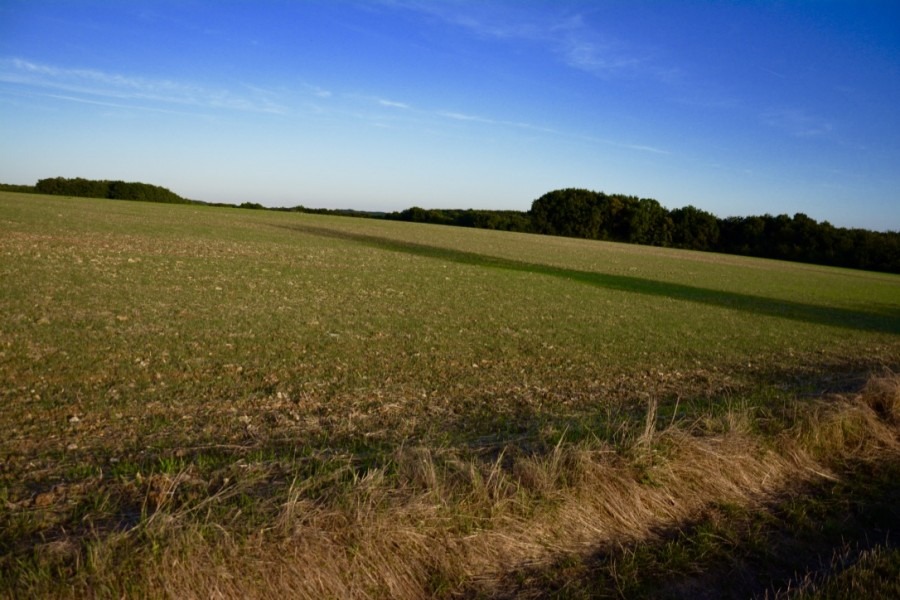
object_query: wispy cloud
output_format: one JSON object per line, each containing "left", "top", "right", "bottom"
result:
{"left": 761, "top": 108, "right": 834, "bottom": 137}
{"left": 323, "top": 92, "right": 581, "bottom": 144}
{"left": 436, "top": 108, "right": 667, "bottom": 154}
{"left": 378, "top": 98, "right": 411, "bottom": 109}
{"left": 302, "top": 82, "right": 333, "bottom": 98}
{"left": 379, "top": 2, "right": 666, "bottom": 81}
{"left": 437, "top": 109, "right": 555, "bottom": 135}
{"left": 550, "top": 14, "right": 649, "bottom": 78}
{"left": 620, "top": 143, "right": 670, "bottom": 155}
{"left": 760, "top": 66, "right": 787, "bottom": 80}
{"left": 438, "top": 110, "right": 494, "bottom": 124}
{"left": 25, "top": 91, "right": 202, "bottom": 116}
{"left": 0, "top": 57, "right": 288, "bottom": 114}
{"left": 372, "top": 0, "right": 543, "bottom": 40}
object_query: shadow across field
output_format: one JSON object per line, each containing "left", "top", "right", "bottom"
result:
{"left": 286, "top": 224, "right": 900, "bottom": 335}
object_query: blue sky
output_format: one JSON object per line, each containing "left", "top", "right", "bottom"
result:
{"left": 1, "top": 1, "right": 898, "bottom": 230}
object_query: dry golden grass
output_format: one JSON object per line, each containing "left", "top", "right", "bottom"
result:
{"left": 34, "top": 374, "right": 892, "bottom": 600}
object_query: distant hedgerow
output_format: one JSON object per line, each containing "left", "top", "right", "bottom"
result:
{"left": 34, "top": 176, "right": 189, "bottom": 204}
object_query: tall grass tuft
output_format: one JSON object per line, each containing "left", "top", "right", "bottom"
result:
{"left": 43, "top": 374, "right": 894, "bottom": 599}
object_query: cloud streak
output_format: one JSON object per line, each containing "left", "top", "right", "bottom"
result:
{"left": 1, "top": 56, "right": 668, "bottom": 158}
{"left": 434, "top": 108, "right": 667, "bottom": 154}
{"left": 0, "top": 57, "right": 288, "bottom": 114}
{"left": 550, "top": 14, "right": 649, "bottom": 78}
{"left": 761, "top": 108, "right": 834, "bottom": 138}
{"left": 378, "top": 98, "right": 411, "bottom": 109}
{"left": 18, "top": 91, "right": 204, "bottom": 116}
{"left": 380, "top": 2, "right": 665, "bottom": 80}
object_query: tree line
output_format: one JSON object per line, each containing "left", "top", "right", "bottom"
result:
{"left": 2, "top": 177, "right": 193, "bottom": 204}
{"left": 2, "top": 179, "right": 897, "bottom": 273}
{"left": 384, "top": 206, "right": 531, "bottom": 231}
{"left": 385, "top": 189, "right": 900, "bottom": 274}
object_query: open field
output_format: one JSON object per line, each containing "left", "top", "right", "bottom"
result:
{"left": 2, "top": 191, "right": 899, "bottom": 598}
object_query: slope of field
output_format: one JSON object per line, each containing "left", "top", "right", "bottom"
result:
{"left": 1, "top": 192, "right": 899, "bottom": 598}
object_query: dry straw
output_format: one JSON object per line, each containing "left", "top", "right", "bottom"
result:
{"left": 122, "top": 375, "right": 900, "bottom": 599}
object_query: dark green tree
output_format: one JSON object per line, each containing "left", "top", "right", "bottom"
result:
{"left": 670, "top": 205, "right": 720, "bottom": 251}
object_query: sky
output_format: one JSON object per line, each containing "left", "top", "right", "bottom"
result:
{"left": 1, "top": 1, "right": 899, "bottom": 230}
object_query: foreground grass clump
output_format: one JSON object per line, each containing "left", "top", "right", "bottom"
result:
{"left": 1, "top": 192, "right": 899, "bottom": 598}
{"left": 5, "top": 374, "right": 899, "bottom": 598}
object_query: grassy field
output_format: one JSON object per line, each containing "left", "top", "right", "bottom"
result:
{"left": 2, "top": 191, "right": 899, "bottom": 598}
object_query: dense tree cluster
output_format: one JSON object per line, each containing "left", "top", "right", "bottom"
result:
{"left": 387, "top": 188, "right": 899, "bottom": 274}
{"left": 33, "top": 177, "right": 190, "bottom": 204}
{"left": 527, "top": 188, "right": 899, "bottom": 273}
{"left": 717, "top": 213, "right": 900, "bottom": 272}
{"left": 529, "top": 189, "right": 677, "bottom": 246}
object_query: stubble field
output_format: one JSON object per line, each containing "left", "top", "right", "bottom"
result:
{"left": 2, "top": 191, "right": 899, "bottom": 598}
